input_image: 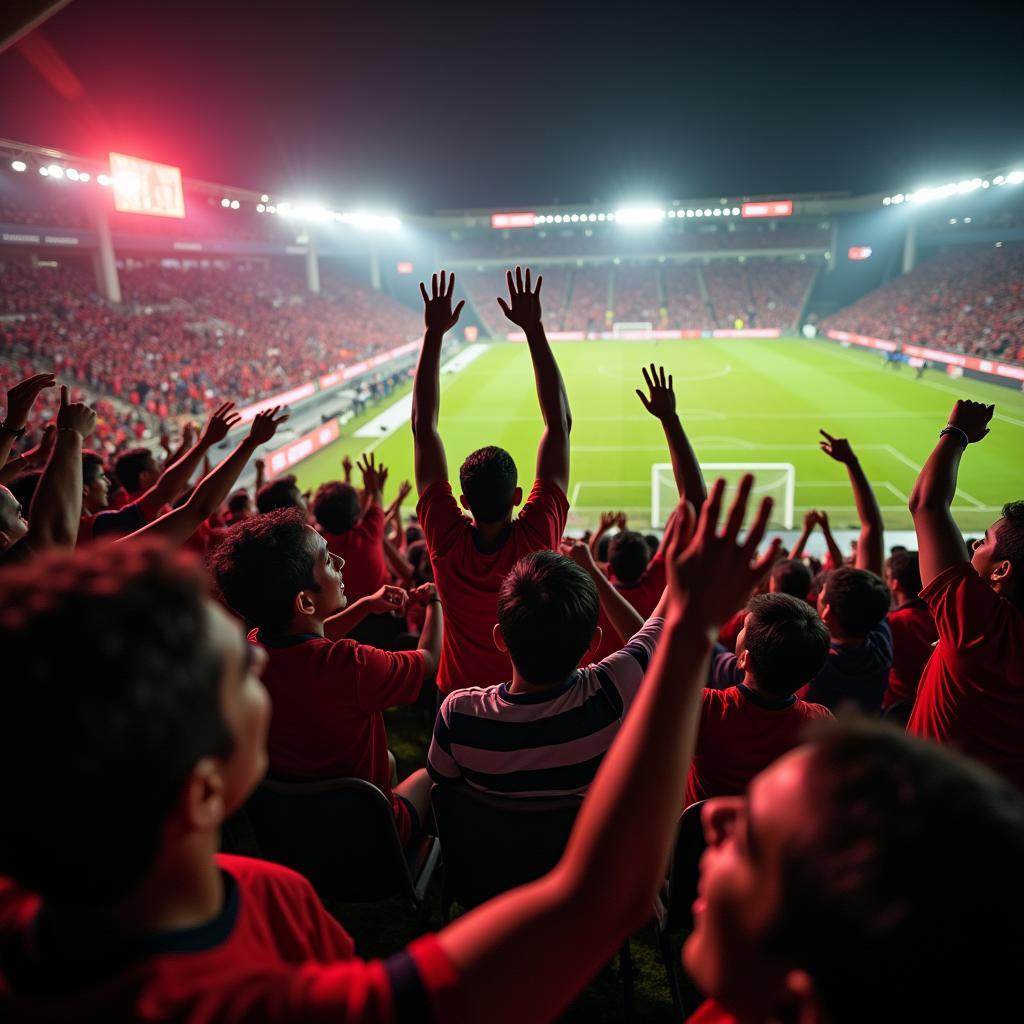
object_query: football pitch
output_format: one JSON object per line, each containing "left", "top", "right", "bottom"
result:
{"left": 292, "top": 337, "right": 1024, "bottom": 534}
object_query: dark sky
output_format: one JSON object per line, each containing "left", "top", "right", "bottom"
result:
{"left": 2, "top": 0, "right": 1023, "bottom": 213}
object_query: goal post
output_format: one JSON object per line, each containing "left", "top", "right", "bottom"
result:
{"left": 651, "top": 463, "right": 796, "bottom": 531}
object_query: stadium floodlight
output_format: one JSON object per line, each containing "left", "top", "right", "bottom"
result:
{"left": 10, "top": 160, "right": 27, "bottom": 172}
{"left": 891, "top": 193, "right": 904, "bottom": 204}
{"left": 588, "top": 213, "right": 597, "bottom": 221}
{"left": 712, "top": 208, "right": 721, "bottom": 216}
{"left": 597, "top": 213, "right": 606, "bottom": 221}
{"left": 38, "top": 166, "right": 48, "bottom": 176}
{"left": 260, "top": 194, "right": 270, "bottom": 203}
{"left": 993, "top": 174, "right": 1005, "bottom": 185}
{"left": 882, "top": 196, "right": 892, "bottom": 205}
{"left": 97, "top": 173, "right": 111, "bottom": 186}
{"left": 570, "top": 213, "right": 580, "bottom": 222}
{"left": 1008, "top": 170, "right": 1024, "bottom": 185}
{"left": 703, "top": 208, "right": 712, "bottom": 217}
{"left": 338, "top": 211, "right": 401, "bottom": 232}
{"left": 65, "top": 168, "right": 80, "bottom": 181}
{"left": 554, "top": 214, "right": 563, "bottom": 223}
{"left": 256, "top": 203, "right": 266, "bottom": 213}
{"left": 46, "top": 164, "right": 64, "bottom": 179}
{"left": 694, "top": 209, "right": 703, "bottom": 217}
{"left": 221, "top": 198, "right": 231, "bottom": 208}
{"left": 732, "top": 207, "right": 740, "bottom": 215}
{"left": 614, "top": 206, "right": 665, "bottom": 225}
{"left": 267, "top": 204, "right": 277, "bottom": 214}
{"left": 230, "top": 199, "right": 240, "bottom": 209}
{"left": 79, "top": 171, "right": 90, "bottom": 182}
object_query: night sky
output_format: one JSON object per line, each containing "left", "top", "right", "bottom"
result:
{"left": 2, "top": 0, "right": 1023, "bottom": 212}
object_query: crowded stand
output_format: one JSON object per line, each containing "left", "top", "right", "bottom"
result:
{"left": 611, "top": 264, "right": 661, "bottom": 324}
{"left": 822, "top": 242, "right": 1024, "bottom": 363}
{"left": 663, "top": 262, "right": 714, "bottom": 329}
{"left": 1, "top": 255, "right": 1022, "bottom": 1024}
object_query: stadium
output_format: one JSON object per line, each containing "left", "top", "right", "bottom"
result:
{"left": 2, "top": 3, "right": 1024, "bottom": 1023}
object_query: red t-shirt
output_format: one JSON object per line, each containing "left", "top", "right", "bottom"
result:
{"left": 883, "top": 600, "right": 938, "bottom": 708}
{"left": 907, "top": 564, "right": 1024, "bottom": 790}
{"left": 687, "top": 1000, "right": 737, "bottom": 1024}
{"left": 320, "top": 504, "right": 388, "bottom": 604}
{"left": 717, "top": 608, "right": 746, "bottom": 654}
{"left": 0, "top": 855, "right": 459, "bottom": 1023}
{"left": 685, "top": 684, "right": 833, "bottom": 806}
{"left": 417, "top": 478, "right": 569, "bottom": 695}
{"left": 251, "top": 630, "right": 425, "bottom": 843}
{"left": 591, "top": 554, "right": 666, "bottom": 663}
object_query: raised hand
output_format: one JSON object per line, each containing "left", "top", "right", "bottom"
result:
{"left": 55, "top": 385, "right": 97, "bottom": 439}
{"left": 24, "top": 424, "right": 57, "bottom": 468}
{"left": 819, "top": 430, "right": 857, "bottom": 465}
{"left": 561, "top": 538, "right": 598, "bottom": 571}
{"left": 666, "top": 476, "right": 779, "bottom": 629}
{"left": 247, "top": 406, "right": 288, "bottom": 446}
{"left": 395, "top": 479, "right": 412, "bottom": 505}
{"left": 420, "top": 270, "right": 465, "bottom": 334}
{"left": 342, "top": 454, "right": 353, "bottom": 483}
{"left": 378, "top": 463, "right": 389, "bottom": 496}
{"left": 614, "top": 511, "right": 628, "bottom": 531}
{"left": 4, "top": 372, "right": 56, "bottom": 430}
{"left": 598, "top": 510, "right": 617, "bottom": 533}
{"left": 408, "top": 582, "right": 439, "bottom": 605}
{"left": 803, "top": 509, "right": 820, "bottom": 530}
{"left": 201, "top": 402, "right": 242, "bottom": 447}
{"left": 497, "top": 266, "right": 543, "bottom": 330}
{"left": 635, "top": 364, "right": 676, "bottom": 421}
{"left": 818, "top": 509, "right": 832, "bottom": 531}
{"left": 357, "top": 452, "right": 383, "bottom": 495}
{"left": 364, "top": 585, "right": 409, "bottom": 615}
{"left": 947, "top": 399, "right": 995, "bottom": 443}
{"left": 182, "top": 421, "right": 197, "bottom": 449}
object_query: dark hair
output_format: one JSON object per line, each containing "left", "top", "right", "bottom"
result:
{"left": 0, "top": 544, "right": 232, "bottom": 907}
{"left": 210, "top": 509, "right": 318, "bottom": 633}
{"left": 82, "top": 449, "right": 106, "bottom": 485}
{"left": 312, "top": 481, "right": 361, "bottom": 534}
{"left": 10, "top": 471, "right": 41, "bottom": 511}
{"left": 227, "top": 489, "right": 251, "bottom": 515}
{"left": 406, "top": 538, "right": 434, "bottom": 585}
{"left": 597, "top": 534, "right": 611, "bottom": 562}
{"left": 256, "top": 475, "right": 302, "bottom": 514}
{"left": 887, "top": 549, "right": 922, "bottom": 598}
{"left": 459, "top": 446, "right": 518, "bottom": 525}
{"left": 770, "top": 559, "right": 812, "bottom": 601}
{"left": 995, "top": 500, "right": 1024, "bottom": 609}
{"left": 406, "top": 525, "right": 424, "bottom": 545}
{"left": 114, "top": 447, "right": 155, "bottom": 494}
{"left": 766, "top": 720, "right": 1024, "bottom": 1022}
{"left": 608, "top": 530, "right": 651, "bottom": 584}
{"left": 644, "top": 534, "right": 660, "bottom": 558}
{"left": 497, "top": 551, "right": 599, "bottom": 685}
{"left": 821, "top": 567, "right": 890, "bottom": 637}
{"left": 742, "top": 593, "right": 830, "bottom": 696}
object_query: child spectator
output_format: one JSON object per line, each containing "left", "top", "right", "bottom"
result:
{"left": 882, "top": 549, "right": 938, "bottom": 709}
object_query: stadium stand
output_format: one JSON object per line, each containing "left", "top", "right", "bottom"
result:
{"left": 563, "top": 265, "right": 610, "bottom": 332}
{"left": 611, "top": 264, "right": 661, "bottom": 325}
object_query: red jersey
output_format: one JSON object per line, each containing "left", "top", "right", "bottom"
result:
{"left": 417, "top": 478, "right": 569, "bottom": 695}
{"left": 0, "top": 855, "right": 459, "bottom": 1023}
{"left": 687, "top": 1001, "right": 738, "bottom": 1024}
{"left": 251, "top": 630, "right": 425, "bottom": 843}
{"left": 883, "top": 600, "right": 938, "bottom": 708}
{"left": 320, "top": 504, "right": 388, "bottom": 603}
{"left": 685, "top": 684, "right": 833, "bottom": 806}
{"left": 907, "top": 563, "right": 1024, "bottom": 790}
{"left": 591, "top": 554, "right": 666, "bottom": 663}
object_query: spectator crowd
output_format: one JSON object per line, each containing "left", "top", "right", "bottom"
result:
{"left": 0, "top": 261, "right": 1022, "bottom": 1024}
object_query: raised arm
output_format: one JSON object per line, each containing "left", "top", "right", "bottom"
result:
{"left": 820, "top": 430, "right": 884, "bottom": 577}
{"left": 789, "top": 509, "right": 818, "bottom": 560}
{"left": 324, "top": 585, "right": 409, "bottom": 640}
{"left": 412, "top": 271, "right": 463, "bottom": 494}
{"left": 498, "top": 266, "right": 571, "bottom": 494}
{"left": 816, "top": 509, "right": 846, "bottom": 570}
{"left": 134, "top": 404, "right": 241, "bottom": 520}
{"left": 437, "top": 479, "right": 778, "bottom": 1024}
{"left": 563, "top": 539, "right": 644, "bottom": 643}
{"left": 24, "top": 387, "right": 96, "bottom": 551}
{"left": 127, "top": 408, "right": 287, "bottom": 547}
{"left": 0, "top": 373, "right": 56, "bottom": 470}
{"left": 0, "top": 425, "right": 56, "bottom": 487}
{"left": 636, "top": 363, "right": 706, "bottom": 515}
{"left": 411, "top": 582, "right": 443, "bottom": 681}
{"left": 909, "top": 400, "right": 993, "bottom": 587}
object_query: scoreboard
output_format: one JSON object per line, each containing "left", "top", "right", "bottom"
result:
{"left": 109, "top": 153, "right": 186, "bottom": 218}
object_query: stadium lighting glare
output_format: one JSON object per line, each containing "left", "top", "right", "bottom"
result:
{"left": 38, "top": 166, "right": 48, "bottom": 176}
{"left": 993, "top": 175, "right": 1005, "bottom": 185}
{"left": 588, "top": 213, "right": 597, "bottom": 221}
{"left": 267, "top": 204, "right": 277, "bottom": 214}
{"left": 703, "top": 209, "right": 712, "bottom": 217}
{"left": 260, "top": 194, "right": 270, "bottom": 203}
{"left": 65, "top": 168, "right": 80, "bottom": 181}
{"left": 256, "top": 203, "right": 266, "bottom": 213}
{"left": 597, "top": 213, "right": 606, "bottom": 221}
{"left": 732, "top": 207, "right": 740, "bottom": 215}
{"left": 554, "top": 214, "right": 563, "bottom": 223}
{"left": 230, "top": 199, "right": 240, "bottom": 210}
{"left": 614, "top": 206, "right": 665, "bottom": 225}
{"left": 79, "top": 171, "right": 90, "bottom": 182}
{"left": 1007, "top": 170, "right": 1024, "bottom": 185}
{"left": 570, "top": 213, "right": 580, "bottom": 222}
{"left": 10, "top": 160, "right": 27, "bottom": 172}
{"left": 882, "top": 196, "right": 892, "bottom": 205}
{"left": 97, "top": 174, "right": 111, "bottom": 186}
{"left": 338, "top": 211, "right": 401, "bottom": 232}
{"left": 46, "top": 164, "right": 64, "bottom": 179}
{"left": 712, "top": 208, "right": 721, "bottom": 216}
{"left": 220, "top": 198, "right": 231, "bottom": 208}
{"left": 694, "top": 209, "right": 703, "bottom": 217}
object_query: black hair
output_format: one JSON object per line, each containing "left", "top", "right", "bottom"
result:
{"left": 10, "top": 471, "right": 41, "bottom": 512}
{"left": 210, "top": 509, "right": 318, "bottom": 634}
{"left": 644, "top": 534, "right": 660, "bottom": 558}
{"left": 459, "top": 446, "right": 518, "bottom": 525}
{"left": 226, "top": 489, "right": 251, "bottom": 515}
{"left": 766, "top": 719, "right": 1024, "bottom": 1022}
{"left": 0, "top": 543, "right": 232, "bottom": 907}
{"left": 820, "top": 567, "right": 890, "bottom": 637}
{"left": 312, "top": 481, "right": 361, "bottom": 534}
{"left": 114, "top": 447, "right": 155, "bottom": 494}
{"left": 406, "top": 525, "right": 424, "bottom": 545}
{"left": 82, "top": 449, "right": 106, "bottom": 485}
{"left": 256, "top": 475, "right": 303, "bottom": 514}
{"left": 742, "top": 593, "right": 830, "bottom": 696}
{"left": 887, "top": 549, "right": 922, "bottom": 599}
{"left": 770, "top": 559, "right": 812, "bottom": 602}
{"left": 608, "top": 530, "right": 651, "bottom": 584}
{"left": 497, "top": 551, "right": 599, "bottom": 685}
{"left": 994, "top": 500, "right": 1024, "bottom": 610}
{"left": 406, "top": 539, "right": 434, "bottom": 586}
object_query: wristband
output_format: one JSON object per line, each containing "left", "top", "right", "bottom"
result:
{"left": 427, "top": 597, "right": 442, "bottom": 605}
{"left": 0, "top": 421, "right": 26, "bottom": 439}
{"left": 939, "top": 425, "right": 969, "bottom": 449}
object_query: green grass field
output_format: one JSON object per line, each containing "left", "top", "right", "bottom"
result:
{"left": 293, "top": 337, "right": 1024, "bottom": 534}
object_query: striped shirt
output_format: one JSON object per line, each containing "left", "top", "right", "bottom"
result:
{"left": 427, "top": 616, "right": 664, "bottom": 798}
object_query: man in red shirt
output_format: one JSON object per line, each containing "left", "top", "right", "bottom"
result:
{"left": 882, "top": 549, "right": 938, "bottom": 709}
{"left": 411, "top": 268, "right": 572, "bottom": 696}
{"left": 907, "top": 399, "right": 1024, "bottom": 789}
{"left": 686, "top": 593, "right": 832, "bottom": 806}
{"left": 211, "top": 509, "right": 442, "bottom": 845}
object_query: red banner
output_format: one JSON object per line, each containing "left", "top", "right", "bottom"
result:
{"left": 265, "top": 420, "right": 341, "bottom": 480}
{"left": 491, "top": 211, "right": 536, "bottom": 229}
{"left": 741, "top": 200, "right": 793, "bottom": 219}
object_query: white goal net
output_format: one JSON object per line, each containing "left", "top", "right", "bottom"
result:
{"left": 651, "top": 463, "right": 796, "bottom": 531}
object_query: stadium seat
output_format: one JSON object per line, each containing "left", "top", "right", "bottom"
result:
{"left": 653, "top": 801, "right": 708, "bottom": 1018}
{"left": 430, "top": 784, "right": 636, "bottom": 1006}
{"left": 243, "top": 776, "right": 440, "bottom": 907}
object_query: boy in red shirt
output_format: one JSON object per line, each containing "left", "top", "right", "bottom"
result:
{"left": 686, "top": 593, "right": 832, "bottom": 806}
{"left": 211, "top": 509, "right": 442, "bottom": 844}
{"left": 907, "top": 399, "right": 1024, "bottom": 789}
{"left": 883, "top": 549, "right": 938, "bottom": 709}
{"left": 411, "top": 268, "right": 571, "bottom": 696}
